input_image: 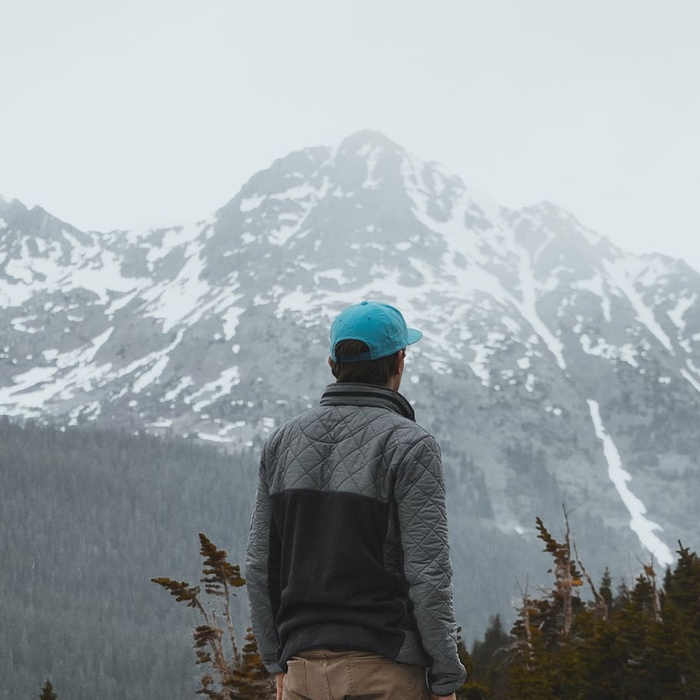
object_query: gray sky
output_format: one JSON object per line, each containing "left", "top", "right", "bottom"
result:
{"left": 2, "top": 0, "right": 700, "bottom": 270}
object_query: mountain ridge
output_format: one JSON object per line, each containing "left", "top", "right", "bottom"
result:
{"left": 1, "top": 131, "right": 699, "bottom": 607}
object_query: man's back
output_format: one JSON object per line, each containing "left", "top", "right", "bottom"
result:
{"left": 246, "top": 302, "right": 466, "bottom": 699}
{"left": 261, "top": 385, "right": 432, "bottom": 666}
{"left": 247, "top": 384, "right": 465, "bottom": 696}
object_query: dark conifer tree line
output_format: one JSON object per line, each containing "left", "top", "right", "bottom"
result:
{"left": 1, "top": 417, "right": 259, "bottom": 700}
{"left": 459, "top": 519, "right": 700, "bottom": 699}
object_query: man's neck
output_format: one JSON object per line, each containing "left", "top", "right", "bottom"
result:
{"left": 384, "top": 375, "right": 402, "bottom": 392}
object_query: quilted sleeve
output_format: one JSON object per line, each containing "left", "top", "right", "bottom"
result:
{"left": 394, "top": 435, "right": 466, "bottom": 695}
{"left": 245, "top": 454, "right": 283, "bottom": 674}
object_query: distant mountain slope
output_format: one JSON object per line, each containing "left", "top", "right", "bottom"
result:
{"left": 1, "top": 130, "right": 699, "bottom": 582}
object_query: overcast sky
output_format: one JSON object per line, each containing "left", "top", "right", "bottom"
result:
{"left": 2, "top": 0, "right": 699, "bottom": 270}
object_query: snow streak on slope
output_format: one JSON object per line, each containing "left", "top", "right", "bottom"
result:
{"left": 587, "top": 399, "right": 674, "bottom": 567}
{"left": 681, "top": 366, "right": 700, "bottom": 393}
{"left": 603, "top": 258, "right": 700, "bottom": 395}
{"left": 605, "top": 258, "right": 674, "bottom": 353}
{"left": 515, "top": 240, "right": 567, "bottom": 370}
{"left": 115, "top": 328, "right": 185, "bottom": 390}
{"left": 140, "top": 239, "right": 210, "bottom": 333}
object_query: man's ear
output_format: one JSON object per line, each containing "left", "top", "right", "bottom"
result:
{"left": 396, "top": 350, "right": 405, "bottom": 376}
{"left": 328, "top": 356, "right": 334, "bottom": 369}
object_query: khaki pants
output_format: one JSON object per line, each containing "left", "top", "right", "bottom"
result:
{"left": 282, "top": 649, "right": 429, "bottom": 700}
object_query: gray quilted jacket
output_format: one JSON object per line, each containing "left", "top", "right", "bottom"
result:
{"left": 245, "top": 383, "right": 466, "bottom": 695}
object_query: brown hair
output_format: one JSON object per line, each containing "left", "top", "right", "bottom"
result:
{"left": 330, "top": 340, "right": 402, "bottom": 386}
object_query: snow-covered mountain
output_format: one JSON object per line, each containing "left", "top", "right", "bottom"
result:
{"left": 2, "top": 131, "right": 699, "bottom": 622}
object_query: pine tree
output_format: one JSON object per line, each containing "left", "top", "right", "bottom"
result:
{"left": 599, "top": 567, "right": 613, "bottom": 619}
{"left": 460, "top": 615, "right": 511, "bottom": 698}
{"left": 508, "top": 514, "right": 617, "bottom": 699}
{"left": 39, "top": 679, "right": 58, "bottom": 700}
{"left": 660, "top": 543, "right": 700, "bottom": 697}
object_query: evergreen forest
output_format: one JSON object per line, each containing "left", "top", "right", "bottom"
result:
{"left": 1, "top": 418, "right": 258, "bottom": 700}
{"left": 459, "top": 519, "right": 700, "bottom": 699}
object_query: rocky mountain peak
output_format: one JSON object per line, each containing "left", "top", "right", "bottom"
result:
{"left": 338, "top": 128, "right": 403, "bottom": 154}
{"left": 1, "top": 133, "right": 699, "bottom": 598}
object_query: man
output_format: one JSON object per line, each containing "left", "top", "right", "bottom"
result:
{"left": 246, "top": 300, "right": 466, "bottom": 699}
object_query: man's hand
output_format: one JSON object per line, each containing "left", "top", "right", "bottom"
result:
{"left": 430, "top": 694, "right": 456, "bottom": 700}
{"left": 276, "top": 673, "right": 285, "bottom": 700}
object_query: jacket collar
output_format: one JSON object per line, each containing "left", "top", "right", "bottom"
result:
{"left": 320, "top": 383, "right": 416, "bottom": 422}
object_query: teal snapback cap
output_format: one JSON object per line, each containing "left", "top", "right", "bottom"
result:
{"left": 329, "top": 301, "right": 423, "bottom": 362}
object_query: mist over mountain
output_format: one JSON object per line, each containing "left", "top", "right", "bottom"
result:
{"left": 2, "top": 130, "right": 699, "bottom": 634}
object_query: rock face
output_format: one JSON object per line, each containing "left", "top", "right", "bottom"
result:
{"left": 2, "top": 130, "right": 699, "bottom": 631}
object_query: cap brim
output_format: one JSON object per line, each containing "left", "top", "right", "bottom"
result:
{"left": 406, "top": 328, "right": 423, "bottom": 346}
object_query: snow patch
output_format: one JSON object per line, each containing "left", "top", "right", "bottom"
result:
{"left": 139, "top": 241, "right": 211, "bottom": 333}
{"left": 667, "top": 293, "right": 697, "bottom": 331}
{"left": 11, "top": 315, "right": 42, "bottom": 333}
{"left": 145, "top": 225, "right": 204, "bottom": 264}
{"left": 587, "top": 399, "right": 673, "bottom": 566}
{"left": 148, "top": 418, "right": 173, "bottom": 428}
{"left": 681, "top": 367, "right": 700, "bottom": 393}
{"left": 189, "top": 366, "right": 241, "bottom": 412}
{"left": 162, "top": 376, "right": 194, "bottom": 402}
{"left": 362, "top": 145, "right": 383, "bottom": 189}
{"left": 198, "top": 431, "right": 235, "bottom": 443}
{"left": 605, "top": 259, "right": 674, "bottom": 354}
{"left": 0, "top": 366, "right": 59, "bottom": 409}
{"left": 222, "top": 302, "right": 245, "bottom": 340}
{"left": 580, "top": 335, "right": 639, "bottom": 368}
{"left": 132, "top": 354, "right": 170, "bottom": 393}
{"left": 114, "top": 329, "right": 183, "bottom": 392}
{"left": 314, "top": 268, "right": 353, "bottom": 286}
{"left": 240, "top": 195, "right": 266, "bottom": 212}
